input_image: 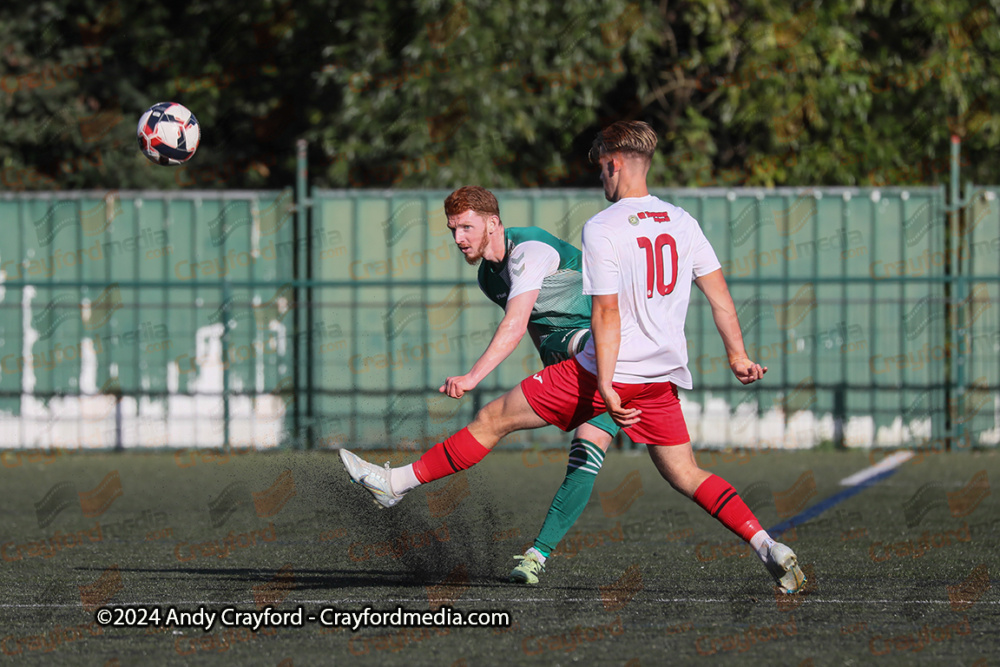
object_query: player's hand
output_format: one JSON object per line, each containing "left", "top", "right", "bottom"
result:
{"left": 730, "top": 357, "right": 767, "bottom": 385}
{"left": 439, "top": 374, "right": 478, "bottom": 399}
{"left": 599, "top": 386, "right": 641, "bottom": 427}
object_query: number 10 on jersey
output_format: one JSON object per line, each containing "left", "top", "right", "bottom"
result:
{"left": 637, "top": 234, "right": 678, "bottom": 297}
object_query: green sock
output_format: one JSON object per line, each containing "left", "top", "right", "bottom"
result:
{"left": 533, "top": 439, "right": 606, "bottom": 556}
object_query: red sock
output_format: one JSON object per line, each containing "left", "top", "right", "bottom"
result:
{"left": 693, "top": 474, "right": 763, "bottom": 543}
{"left": 412, "top": 428, "right": 490, "bottom": 483}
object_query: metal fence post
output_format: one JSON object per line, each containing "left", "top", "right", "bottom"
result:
{"left": 295, "top": 139, "right": 314, "bottom": 449}
{"left": 222, "top": 279, "right": 231, "bottom": 451}
{"left": 950, "top": 135, "right": 967, "bottom": 451}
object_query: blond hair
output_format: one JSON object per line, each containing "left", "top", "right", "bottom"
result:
{"left": 589, "top": 120, "right": 657, "bottom": 162}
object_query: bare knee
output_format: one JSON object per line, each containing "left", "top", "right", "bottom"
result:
{"left": 673, "top": 467, "right": 711, "bottom": 498}
{"left": 655, "top": 464, "right": 702, "bottom": 495}
{"left": 574, "top": 424, "right": 614, "bottom": 452}
{"left": 647, "top": 444, "right": 711, "bottom": 497}
{"left": 471, "top": 401, "right": 502, "bottom": 433}
{"left": 469, "top": 395, "right": 519, "bottom": 447}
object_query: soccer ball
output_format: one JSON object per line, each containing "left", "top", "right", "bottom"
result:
{"left": 137, "top": 102, "right": 200, "bottom": 165}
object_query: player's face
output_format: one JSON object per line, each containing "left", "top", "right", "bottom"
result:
{"left": 447, "top": 210, "right": 492, "bottom": 265}
{"left": 598, "top": 154, "right": 619, "bottom": 202}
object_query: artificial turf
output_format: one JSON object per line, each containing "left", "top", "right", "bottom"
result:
{"left": 0, "top": 447, "right": 996, "bottom": 665}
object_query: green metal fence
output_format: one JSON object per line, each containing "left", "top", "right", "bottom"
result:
{"left": 954, "top": 185, "right": 1000, "bottom": 449}
{"left": 0, "top": 181, "right": 995, "bottom": 452}
{"left": 0, "top": 189, "right": 296, "bottom": 449}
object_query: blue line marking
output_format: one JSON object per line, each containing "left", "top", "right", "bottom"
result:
{"left": 767, "top": 467, "right": 900, "bottom": 536}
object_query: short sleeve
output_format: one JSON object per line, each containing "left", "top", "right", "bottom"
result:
{"left": 507, "top": 241, "right": 560, "bottom": 299}
{"left": 582, "top": 220, "right": 619, "bottom": 295}
{"left": 691, "top": 221, "right": 722, "bottom": 278}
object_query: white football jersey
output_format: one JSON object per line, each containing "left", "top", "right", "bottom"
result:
{"left": 576, "top": 194, "right": 721, "bottom": 387}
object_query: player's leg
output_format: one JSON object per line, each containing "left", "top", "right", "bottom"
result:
{"left": 626, "top": 381, "right": 805, "bottom": 593}
{"left": 509, "top": 328, "right": 613, "bottom": 582}
{"left": 510, "top": 417, "right": 616, "bottom": 584}
{"left": 645, "top": 441, "right": 806, "bottom": 594}
{"left": 339, "top": 384, "right": 549, "bottom": 508}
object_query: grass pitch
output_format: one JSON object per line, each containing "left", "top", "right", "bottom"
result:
{"left": 0, "top": 447, "right": 997, "bottom": 665}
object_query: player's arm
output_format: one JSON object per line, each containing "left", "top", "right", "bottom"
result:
{"left": 591, "top": 293, "right": 641, "bottom": 426}
{"left": 440, "top": 290, "right": 538, "bottom": 399}
{"left": 694, "top": 269, "right": 767, "bottom": 385}
{"left": 582, "top": 220, "right": 639, "bottom": 426}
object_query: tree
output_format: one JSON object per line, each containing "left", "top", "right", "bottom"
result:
{"left": 1, "top": 0, "right": 998, "bottom": 190}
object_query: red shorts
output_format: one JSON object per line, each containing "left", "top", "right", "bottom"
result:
{"left": 520, "top": 358, "right": 690, "bottom": 445}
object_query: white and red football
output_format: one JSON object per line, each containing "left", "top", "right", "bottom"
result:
{"left": 137, "top": 102, "right": 200, "bottom": 165}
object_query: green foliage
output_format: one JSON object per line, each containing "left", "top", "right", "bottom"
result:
{"left": 1, "top": 0, "right": 998, "bottom": 190}
{"left": 642, "top": 0, "right": 1000, "bottom": 186}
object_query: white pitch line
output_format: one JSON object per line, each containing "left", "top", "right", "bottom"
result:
{"left": 2, "top": 598, "right": 997, "bottom": 608}
{"left": 839, "top": 450, "right": 914, "bottom": 486}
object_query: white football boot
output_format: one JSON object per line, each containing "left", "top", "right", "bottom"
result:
{"left": 766, "top": 542, "right": 807, "bottom": 594}
{"left": 339, "top": 449, "right": 406, "bottom": 509}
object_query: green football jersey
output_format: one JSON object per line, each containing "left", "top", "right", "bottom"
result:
{"left": 477, "top": 227, "right": 591, "bottom": 350}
